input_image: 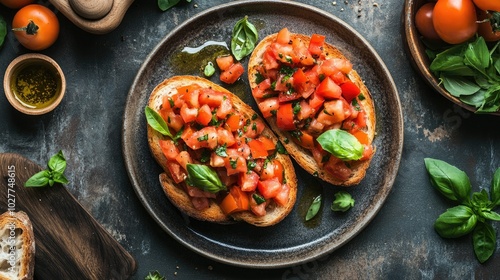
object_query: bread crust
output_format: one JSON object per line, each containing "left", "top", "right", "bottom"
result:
{"left": 147, "top": 76, "right": 297, "bottom": 226}
{"left": 0, "top": 211, "right": 35, "bottom": 280}
{"left": 248, "top": 33, "right": 376, "bottom": 186}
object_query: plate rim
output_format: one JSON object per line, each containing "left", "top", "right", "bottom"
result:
{"left": 122, "top": 0, "right": 404, "bottom": 268}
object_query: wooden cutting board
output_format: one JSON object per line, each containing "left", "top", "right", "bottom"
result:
{"left": 0, "top": 153, "right": 136, "bottom": 279}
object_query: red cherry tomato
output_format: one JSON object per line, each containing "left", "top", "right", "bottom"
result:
{"left": 12, "top": 4, "right": 60, "bottom": 51}
{"left": 0, "top": 0, "right": 35, "bottom": 9}
{"left": 473, "top": 0, "right": 500, "bottom": 12}
{"left": 414, "top": 2, "right": 441, "bottom": 40}
{"left": 477, "top": 10, "right": 500, "bottom": 42}
{"left": 433, "top": 0, "right": 477, "bottom": 44}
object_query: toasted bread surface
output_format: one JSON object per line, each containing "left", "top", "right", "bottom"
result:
{"left": 147, "top": 76, "right": 297, "bottom": 226}
{"left": 0, "top": 211, "right": 35, "bottom": 280}
{"left": 248, "top": 32, "right": 376, "bottom": 186}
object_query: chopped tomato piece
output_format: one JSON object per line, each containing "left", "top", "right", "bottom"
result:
{"left": 216, "top": 55, "right": 234, "bottom": 71}
{"left": 317, "top": 99, "right": 351, "bottom": 125}
{"left": 238, "top": 171, "right": 260, "bottom": 192}
{"left": 182, "top": 88, "right": 200, "bottom": 108}
{"left": 180, "top": 103, "right": 198, "bottom": 123}
{"left": 308, "top": 92, "right": 325, "bottom": 112}
{"left": 354, "top": 109, "right": 367, "bottom": 129}
{"left": 225, "top": 114, "right": 242, "bottom": 131}
{"left": 196, "top": 104, "right": 212, "bottom": 126}
{"left": 308, "top": 34, "right": 325, "bottom": 57}
{"left": 175, "top": 151, "right": 193, "bottom": 171}
{"left": 198, "top": 89, "right": 225, "bottom": 107}
{"left": 225, "top": 149, "right": 247, "bottom": 176}
{"left": 278, "top": 90, "right": 301, "bottom": 103}
{"left": 297, "top": 100, "right": 313, "bottom": 121}
{"left": 293, "top": 68, "right": 308, "bottom": 84}
{"left": 177, "top": 84, "right": 201, "bottom": 96}
{"left": 311, "top": 144, "right": 327, "bottom": 167}
{"left": 250, "top": 197, "right": 267, "bottom": 216}
{"left": 252, "top": 78, "right": 272, "bottom": 99}
{"left": 166, "top": 161, "right": 186, "bottom": 183}
{"left": 220, "top": 62, "right": 245, "bottom": 84}
{"left": 263, "top": 48, "right": 280, "bottom": 70}
{"left": 159, "top": 139, "right": 179, "bottom": 161}
{"left": 210, "top": 152, "right": 225, "bottom": 167}
{"left": 352, "top": 130, "right": 369, "bottom": 145}
{"left": 272, "top": 159, "right": 284, "bottom": 184}
{"left": 276, "top": 103, "right": 296, "bottom": 131}
{"left": 217, "top": 97, "right": 233, "bottom": 119}
{"left": 340, "top": 80, "right": 361, "bottom": 103}
{"left": 324, "top": 156, "right": 352, "bottom": 181}
{"left": 257, "top": 177, "right": 282, "bottom": 199}
{"left": 165, "top": 111, "right": 184, "bottom": 132}
{"left": 273, "top": 183, "right": 290, "bottom": 206}
{"left": 256, "top": 136, "right": 275, "bottom": 151}
{"left": 294, "top": 130, "right": 315, "bottom": 149}
{"left": 360, "top": 144, "right": 374, "bottom": 161}
{"left": 216, "top": 127, "right": 236, "bottom": 146}
{"left": 248, "top": 139, "right": 268, "bottom": 159}
{"left": 258, "top": 97, "right": 280, "bottom": 118}
{"left": 276, "top": 27, "right": 291, "bottom": 45}
{"left": 184, "top": 126, "right": 218, "bottom": 150}
{"left": 259, "top": 160, "right": 276, "bottom": 181}
{"left": 315, "top": 77, "right": 342, "bottom": 99}
{"left": 332, "top": 58, "right": 353, "bottom": 74}
{"left": 161, "top": 95, "right": 174, "bottom": 111}
{"left": 191, "top": 197, "right": 209, "bottom": 210}
{"left": 231, "top": 186, "right": 250, "bottom": 211}
{"left": 220, "top": 192, "right": 239, "bottom": 215}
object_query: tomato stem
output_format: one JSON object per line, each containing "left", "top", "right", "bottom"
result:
{"left": 11, "top": 20, "right": 39, "bottom": 35}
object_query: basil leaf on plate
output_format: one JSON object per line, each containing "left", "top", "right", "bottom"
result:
{"left": 434, "top": 205, "right": 477, "bottom": 238}
{"left": 24, "top": 170, "right": 51, "bottom": 187}
{"left": 306, "top": 195, "right": 321, "bottom": 221}
{"left": 231, "top": 16, "right": 258, "bottom": 61}
{"left": 158, "top": 0, "right": 181, "bottom": 11}
{"left": 473, "top": 222, "right": 496, "bottom": 263}
{"left": 424, "top": 158, "right": 471, "bottom": 203}
{"left": 317, "top": 129, "right": 363, "bottom": 161}
{"left": 186, "top": 163, "right": 226, "bottom": 193}
{"left": 331, "top": 191, "right": 355, "bottom": 212}
{"left": 145, "top": 106, "right": 173, "bottom": 138}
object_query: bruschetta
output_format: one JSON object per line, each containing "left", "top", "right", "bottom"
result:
{"left": 146, "top": 76, "right": 297, "bottom": 226}
{"left": 248, "top": 28, "right": 376, "bottom": 186}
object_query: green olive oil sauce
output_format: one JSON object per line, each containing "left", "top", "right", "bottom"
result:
{"left": 11, "top": 62, "right": 60, "bottom": 109}
{"left": 169, "top": 41, "right": 248, "bottom": 101}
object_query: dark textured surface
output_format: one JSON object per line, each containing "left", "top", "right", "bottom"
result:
{"left": 1, "top": 0, "right": 500, "bottom": 279}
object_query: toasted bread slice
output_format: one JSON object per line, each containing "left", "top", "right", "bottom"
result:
{"left": 147, "top": 76, "right": 297, "bottom": 226}
{"left": 0, "top": 211, "right": 35, "bottom": 280}
{"left": 248, "top": 32, "right": 376, "bottom": 186}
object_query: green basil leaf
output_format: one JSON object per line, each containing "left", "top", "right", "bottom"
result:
{"left": 460, "top": 89, "right": 487, "bottom": 108}
{"left": 186, "top": 163, "right": 226, "bottom": 193}
{"left": 440, "top": 75, "right": 481, "bottom": 97}
{"left": 331, "top": 191, "right": 355, "bottom": 212}
{"left": 24, "top": 170, "right": 51, "bottom": 187}
{"left": 424, "top": 158, "right": 471, "bottom": 203}
{"left": 305, "top": 195, "right": 321, "bottom": 221}
{"left": 145, "top": 106, "right": 173, "bottom": 138}
{"left": 480, "top": 210, "right": 500, "bottom": 221}
{"left": 0, "top": 16, "right": 6, "bottom": 48}
{"left": 434, "top": 205, "right": 477, "bottom": 238}
{"left": 48, "top": 150, "right": 67, "bottom": 174}
{"left": 464, "top": 36, "right": 490, "bottom": 73}
{"left": 473, "top": 222, "right": 496, "bottom": 263}
{"left": 204, "top": 61, "right": 215, "bottom": 77}
{"left": 145, "top": 270, "right": 166, "bottom": 280}
{"left": 231, "top": 16, "right": 258, "bottom": 61}
{"left": 477, "top": 85, "right": 500, "bottom": 113}
{"left": 158, "top": 0, "right": 181, "bottom": 11}
{"left": 53, "top": 173, "right": 69, "bottom": 185}
{"left": 491, "top": 167, "right": 500, "bottom": 207}
{"left": 430, "top": 44, "right": 468, "bottom": 73}
{"left": 317, "top": 129, "right": 363, "bottom": 161}
{"left": 471, "top": 189, "right": 491, "bottom": 211}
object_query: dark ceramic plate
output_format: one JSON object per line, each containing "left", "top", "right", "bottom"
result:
{"left": 123, "top": 0, "right": 403, "bottom": 268}
{"left": 403, "top": 0, "right": 500, "bottom": 116}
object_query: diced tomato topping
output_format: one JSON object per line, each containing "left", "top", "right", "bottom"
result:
{"left": 315, "top": 77, "right": 342, "bottom": 99}
{"left": 308, "top": 34, "right": 325, "bottom": 57}
{"left": 196, "top": 104, "right": 212, "bottom": 126}
{"left": 272, "top": 159, "right": 284, "bottom": 184}
{"left": 182, "top": 88, "right": 200, "bottom": 108}
{"left": 248, "top": 139, "right": 268, "bottom": 159}
{"left": 239, "top": 171, "right": 260, "bottom": 192}
{"left": 180, "top": 103, "right": 198, "bottom": 123}
{"left": 216, "top": 127, "right": 236, "bottom": 146}
{"left": 225, "top": 114, "right": 242, "bottom": 131}
{"left": 273, "top": 183, "right": 290, "bottom": 206}
{"left": 360, "top": 144, "right": 374, "bottom": 161}
{"left": 263, "top": 48, "right": 280, "bottom": 70}
{"left": 257, "top": 177, "right": 282, "bottom": 199}
{"left": 340, "top": 80, "right": 361, "bottom": 103}
{"left": 210, "top": 152, "right": 225, "bottom": 167}
{"left": 198, "top": 89, "right": 225, "bottom": 107}
{"left": 217, "top": 97, "right": 233, "bottom": 119}
{"left": 250, "top": 197, "right": 267, "bottom": 216}
{"left": 252, "top": 78, "right": 272, "bottom": 99}
{"left": 259, "top": 160, "right": 276, "bottom": 181}
{"left": 256, "top": 136, "right": 275, "bottom": 151}
{"left": 324, "top": 156, "right": 352, "bottom": 181}
{"left": 220, "top": 186, "right": 251, "bottom": 215}
{"left": 276, "top": 103, "right": 296, "bottom": 131}
{"left": 354, "top": 109, "right": 367, "bottom": 129}
{"left": 258, "top": 97, "right": 280, "bottom": 118}
{"left": 276, "top": 27, "right": 291, "bottom": 44}
{"left": 293, "top": 130, "right": 315, "bottom": 150}
{"left": 332, "top": 58, "right": 353, "bottom": 74}
{"left": 216, "top": 55, "right": 234, "bottom": 71}
{"left": 308, "top": 92, "right": 325, "bottom": 112}
{"left": 166, "top": 161, "right": 186, "bottom": 183}
{"left": 159, "top": 139, "right": 179, "bottom": 161}
{"left": 224, "top": 149, "right": 247, "bottom": 176}
{"left": 352, "top": 130, "right": 370, "bottom": 145}
{"left": 220, "top": 62, "right": 245, "bottom": 84}
{"left": 184, "top": 126, "right": 218, "bottom": 150}
{"left": 175, "top": 151, "right": 192, "bottom": 171}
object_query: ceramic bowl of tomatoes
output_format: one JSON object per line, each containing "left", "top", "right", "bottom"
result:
{"left": 403, "top": 0, "right": 500, "bottom": 115}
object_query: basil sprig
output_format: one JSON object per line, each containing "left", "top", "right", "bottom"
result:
{"left": 145, "top": 106, "right": 186, "bottom": 143}
{"left": 157, "top": 0, "right": 191, "bottom": 11}
{"left": 231, "top": 16, "right": 258, "bottom": 61}
{"left": 428, "top": 36, "right": 500, "bottom": 113}
{"left": 316, "top": 129, "right": 363, "bottom": 161}
{"left": 186, "top": 163, "right": 226, "bottom": 193}
{"left": 305, "top": 195, "right": 322, "bottom": 221}
{"left": 0, "top": 16, "right": 6, "bottom": 48}
{"left": 425, "top": 158, "right": 500, "bottom": 263}
{"left": 331, "top": 191, "right": 355, "bottom": 212}
{"left": 25, "top": 151, "right": 69, "bottom": 187}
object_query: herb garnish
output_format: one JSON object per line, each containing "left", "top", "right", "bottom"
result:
{"left": 157, "top": 0, "right": 191, "bottom": 11}
{"left": 425, "top": 158, "right": 500, "bottom": 263}
{"left": 231, "top": 16, "right": 258, "bottom": 61}
{"left": 0, "top": 16, "right": 6, "bottom": 48}
{"left": 306, "top": 195, "right": 322, "bottom": 221}
{"left": 331, "top": 191, "right": 355, "bottom": 212}
{"left": 25, "top": 151, "right": 69, "bottom": 187}
{"left": 186, "top": 163, "right": 226, "bottom": 193}
{"left": 317, "top": 129, "right": 363, "bottom": 161}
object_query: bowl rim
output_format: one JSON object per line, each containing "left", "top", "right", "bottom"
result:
{"left": 403, "top": 0, "right": 500, "bottom": 116}
{"left": 3, "top": 53, "right": 66, "bottom": 115}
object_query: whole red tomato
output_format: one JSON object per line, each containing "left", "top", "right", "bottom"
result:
{"left": 473, "top": 0, "right": 500, "bottom": 12}
{"left": 433, "top": 0, "right": 477, "bottom": 44}
{"left": 12, "top": 4, "right": 60, "bottom": 51}
{"left": 0, "top": 0, "right": 35, "bottom": 9}
{"left": 477, "top": 10, "right": 500, "bottom": 42}
{"left": 415, "top": 3, "right": 440, "bottom": 40}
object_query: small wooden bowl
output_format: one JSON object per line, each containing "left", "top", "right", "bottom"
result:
{"left": 3, "top": 53, "right": 66, "bottom": 115}
{"left": 403, "top": 0, "right": 500, "bottom": 116}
